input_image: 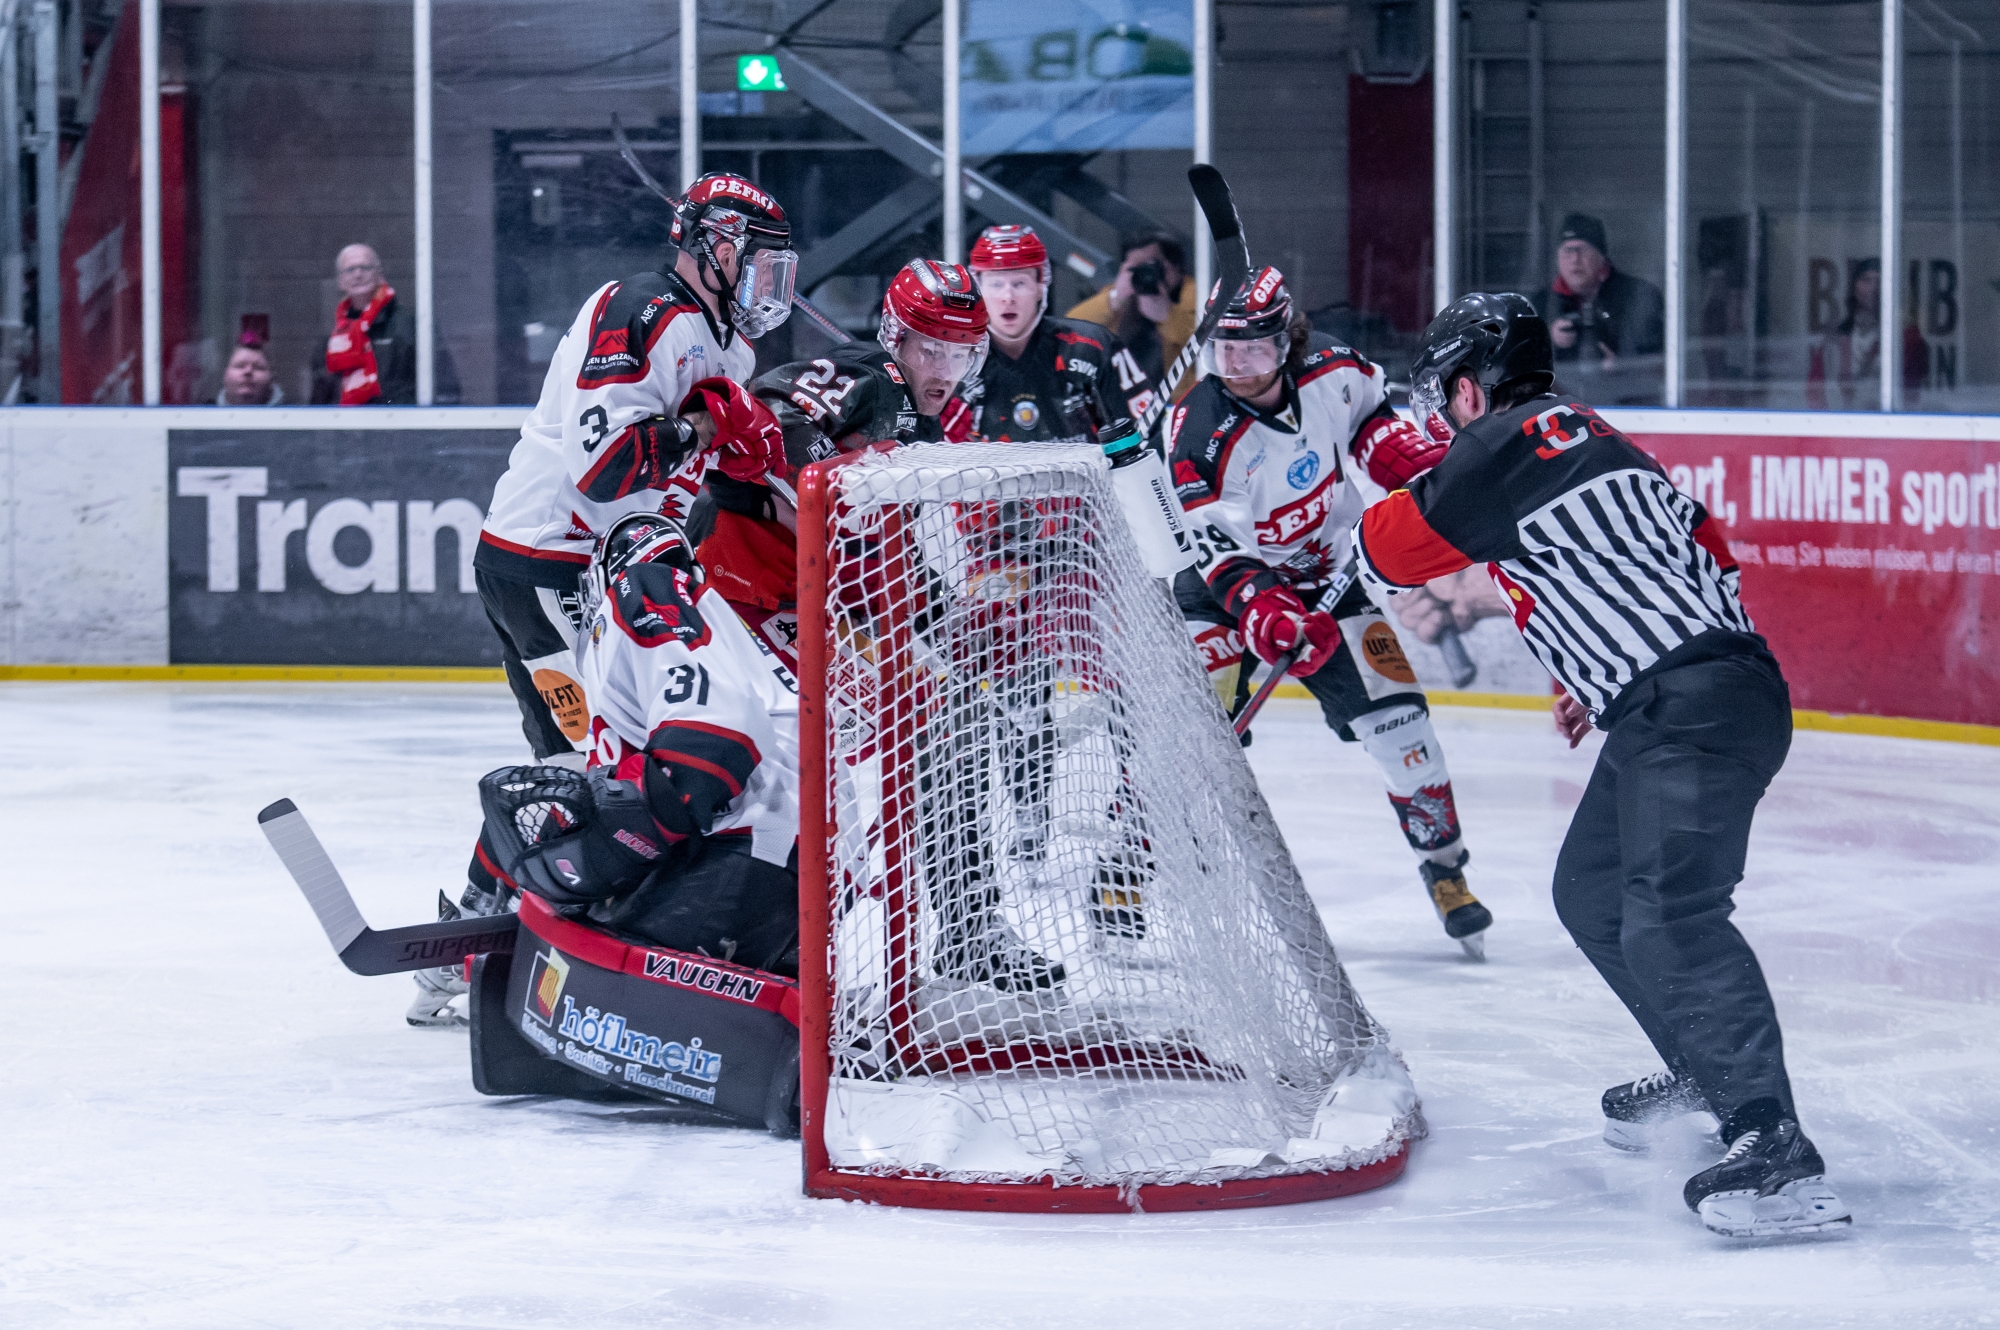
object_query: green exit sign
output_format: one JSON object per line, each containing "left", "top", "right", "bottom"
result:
{"left": 736, "top": 54, "right": 785, "bottom": 92}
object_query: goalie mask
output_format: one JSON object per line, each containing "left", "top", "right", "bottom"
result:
{"left": 584, "top": 511, "right": 701, "bottom": 615}
{"left": 1206, "top": 266, "right": 1293, "bottom": 383}
{"left": 672, "top": 173, "right": 797, "bottom": 340}
{"left": 1407, "top": 291, "right": 1554, "bottom": 443}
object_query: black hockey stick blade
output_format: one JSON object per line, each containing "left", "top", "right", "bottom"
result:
{"left": 1188, "top": 165, "right": 1252, "bottom": 342}
{"left": 257, "top": 799, "right": 518, "bottom": 977}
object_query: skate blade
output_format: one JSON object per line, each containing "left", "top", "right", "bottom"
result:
{"left": 1698, "top": 1179, "right": 1852, "bottom": 1239}
{"left": 1602, "top": 1118, "right": 1651, "bottom": 1153}
{"left": 405, "top": 997, "right": 468, "bottom": 1029}
{"left": 1458, "top": 932, "right": 1487, "bottom": 962}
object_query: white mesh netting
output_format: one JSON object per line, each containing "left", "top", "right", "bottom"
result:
{"left": 808, "top": 442, "right": 1422, "bottom": 1190}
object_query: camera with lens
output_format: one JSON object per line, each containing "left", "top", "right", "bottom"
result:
{"left": 1129, "top": 260, "right": 1167, "bottom": 297}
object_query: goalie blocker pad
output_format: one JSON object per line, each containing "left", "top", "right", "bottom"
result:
{"left": 474, "top": 893, "right": 802, "bottom": 1135}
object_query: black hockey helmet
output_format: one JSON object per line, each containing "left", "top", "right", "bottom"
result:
{"left": 1213, "top": 266, "right": 1292, "bottom": 341}
{"left": 1408, "top": 292, "right": 1553, "bottom": 440}
{"left": 1206, "top": 266, "right": 1295, "bottom": 384}
{"left": 671, "top": 173, "right": 796, "bottom": 338}
{"left": 585, "top": 511, "right": 701, "bottom": 611}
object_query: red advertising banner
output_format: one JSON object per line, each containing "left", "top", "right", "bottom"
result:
{"left": 1632, "top": 430, "right": 1998, "bottom": 726}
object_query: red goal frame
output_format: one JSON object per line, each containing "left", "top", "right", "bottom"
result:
{"left": 793, "top": 454, "right": 1410, "bottom": 1213}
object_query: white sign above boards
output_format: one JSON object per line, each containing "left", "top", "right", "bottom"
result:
{"left": 961, "top": 0, "right": 1194, "bottom": 155}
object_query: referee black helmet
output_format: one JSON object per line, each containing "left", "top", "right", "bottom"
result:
{"left": 1408, "top": 293, "right": 1554, "bottom": 440}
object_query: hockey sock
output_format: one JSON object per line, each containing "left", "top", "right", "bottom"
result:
{"left": 1352, "top": 701, "right": 1465, "bottom": 860}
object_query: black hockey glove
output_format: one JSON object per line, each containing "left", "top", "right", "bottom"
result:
{"left": 477, "top": 764, "right": 674, "bottom": 907}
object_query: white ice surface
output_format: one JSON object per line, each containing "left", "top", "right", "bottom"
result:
{"left": 3, "top": 683, "right": 1997, "bottom": 1328}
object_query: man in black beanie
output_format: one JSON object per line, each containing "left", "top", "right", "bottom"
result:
{"left": 1535, "top": 213, "right": 1664, "bottom": 401}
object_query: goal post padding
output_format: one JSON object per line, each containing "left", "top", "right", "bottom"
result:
{"left": 796, "top": 443, "right": 1422, "bottom": 1213}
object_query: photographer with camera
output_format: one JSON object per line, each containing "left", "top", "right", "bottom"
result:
{"left": 1533, "top": 214, "right": 1664, "bottom": 404}
{"left": 1067, "top": 231, "right": 1199, "bottom": 399}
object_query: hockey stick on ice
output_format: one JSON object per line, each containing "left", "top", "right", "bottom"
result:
{"left": 610, "top": 114, "right": 851, "bottom": 347}
{"left": 258, "top": 799, "right": 519, "bottom": 977}
{"left": 1135, "top": 165, "right": 1253, "bottom": 445}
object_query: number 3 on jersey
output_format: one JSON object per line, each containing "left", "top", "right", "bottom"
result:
{"left": 579, "top": 405, "right": 610, "bottom": 451}
{"left": 663, "top": 662, "right": 711, "bottom": 706}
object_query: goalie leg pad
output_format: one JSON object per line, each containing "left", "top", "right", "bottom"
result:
{"left": 496, "top": 904, "right": 801, "bottom": 1131}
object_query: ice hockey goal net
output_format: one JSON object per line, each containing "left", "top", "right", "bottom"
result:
{"left": 795, "top": 442, "right": 1421, "bottom": 1212}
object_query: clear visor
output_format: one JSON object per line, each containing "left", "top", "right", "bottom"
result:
{"left": 898, "top": 329, "right": 989, "bottom": 384}
{"left": 1409, "top": 370, "right": 1455, "bottom": 442}
{"left": 733, "top": 248, "right": 798, "bottom": 337}
{"left": 1209, "top": 333, "right": 1286, "bottom": 381}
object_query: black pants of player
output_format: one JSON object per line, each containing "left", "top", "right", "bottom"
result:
{"left": 477, "top": 568, "right": 586, "bottom": 760}
{"left": 1175, "top": 570, "right": 1425, "bottom": 738}
{"left": 591, "top": 837, "right": 801, "bottom": 977}
{"left": 1552, "top": 649, "right": 1796, "bottom": 1134}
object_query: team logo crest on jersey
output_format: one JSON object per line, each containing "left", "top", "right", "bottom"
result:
{"left": 1287, "top": 452, "right": 1320, "bottom": 490}
{"left": 1012, "top": 399, "right": 1041, "bottom": 430}
{"left": 883, "top": 361, "right": 905, "bottom": 385}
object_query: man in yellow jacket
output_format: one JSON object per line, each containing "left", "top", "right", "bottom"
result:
{"left": 1066, "top": 231, "right": 1200, "bottom": 401}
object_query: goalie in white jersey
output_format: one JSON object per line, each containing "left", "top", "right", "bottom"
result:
{"left": 474, "top": 512, "right": 801, "bottom": 972}
{"left": 1167, "top": 267, "right": 1493, "bottom": 956}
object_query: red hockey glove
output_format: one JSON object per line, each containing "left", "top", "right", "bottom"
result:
{"left": 683, "top": 377, "right": 786, "bottom": 484}
{"left": 1353, "top": 412, "right": 1449, "bottom": 491}
{"left": 1240, "top": 585, "right": 1342, "bottom": 677}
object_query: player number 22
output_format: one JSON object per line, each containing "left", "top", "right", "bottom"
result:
{"left": 663, "top": 663, "right": 711, "bottom": 706}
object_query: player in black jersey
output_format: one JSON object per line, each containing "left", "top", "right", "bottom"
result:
{"left": 1356, "top": 292, "right": 1848, "bottom": 1239}
{"left": 962, "top": 225, "right": 1151, "bottom": 442}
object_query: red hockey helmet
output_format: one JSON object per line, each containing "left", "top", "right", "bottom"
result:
{"left": 969, "top": 225, "right": 1052, "bottom": 281}
{"left": 1208, "top": 265, "right": 1294, "bottom": 381}
{"left": 879, "top": 259, "right": 991, "bottom": 383}
{"left": 671, "top": 173, "right": 797, "bottom": 338}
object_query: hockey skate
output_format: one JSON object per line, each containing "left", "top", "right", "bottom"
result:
{"left": 1683, "top": 1117, "right": 1851, "bottom": 1238}
{"left": 1602, "top": 1067, "right": 1713, "bottom": 1153}
{"left": 1420, "top": 853, "right": 1491, "bottom": 960}
{"left": 935, "top": 908, "right": 1066, "bottom": 993}
{"left": 1088, "top": 839, "right": 1152, "bottom": 941}
{"left": 406, "top": 884, "right": 513, "bottom": 1028}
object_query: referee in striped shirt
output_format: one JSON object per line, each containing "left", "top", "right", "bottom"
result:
{"left": 1352, "top": 293, "right": 1848, "bottom": 1238}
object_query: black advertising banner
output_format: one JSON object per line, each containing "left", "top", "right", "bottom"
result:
{"left": 168, "top": 429, "right": 518, "bottom": 665}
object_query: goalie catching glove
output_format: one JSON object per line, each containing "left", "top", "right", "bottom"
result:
{"left": 477, "top": 764, "right": 671, "bottom": 907}
{"left": 1240, "top": 584, "right": 1341, "bottom": 677}
{"left": 683, "top": 375, "right": 786, "bottom": 483}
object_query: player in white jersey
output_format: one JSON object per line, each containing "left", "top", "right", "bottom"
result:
{"left": 474, "top": 512, "right": 800, "bottom": 972}
{"left": 1167, "top": 267, "right": 1493, "bottom": 956}
{"left": 411, "top": 174, "right": 790, "bottom": 1025}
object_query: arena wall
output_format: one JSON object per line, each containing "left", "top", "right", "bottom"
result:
{"left": 2, "top": 406, "right": 1996, "bottom": 734}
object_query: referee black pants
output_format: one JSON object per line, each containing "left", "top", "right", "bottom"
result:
{"left": 1552, "top": 649, "right": 1796, "bottom": 1134}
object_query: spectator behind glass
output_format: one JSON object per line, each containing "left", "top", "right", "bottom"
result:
{"left": 1806, "top": 258, "right": 1928, "bottom": 410}
{"left": 309, "top": 243, "right": 460, "bottom": 405}
{"left": 1533, "top": 214, "right": 1664, "bottom": 403}
{"left": 218, "top": 336, "right": 284, "bottom": 405}
{"left": 1067, "top": 231, "right": 1198, "bottom": 396}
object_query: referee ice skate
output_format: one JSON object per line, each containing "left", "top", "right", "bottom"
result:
{"left": 1353, "top": 292, "right": 1850, "bottom": 1239}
